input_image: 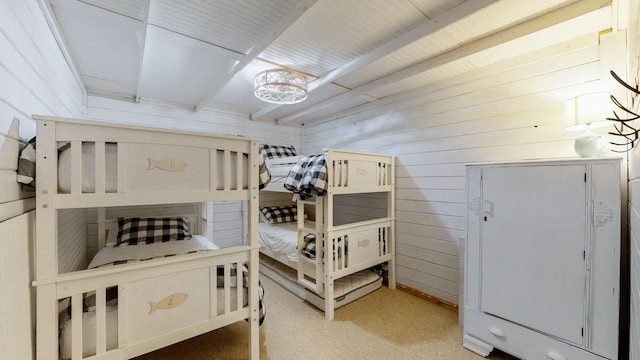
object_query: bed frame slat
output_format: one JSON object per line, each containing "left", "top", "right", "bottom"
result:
{"left": 71, "top": 294, "right": 82, "bottom": 360}
{"left": 94, "top": 142, "right": 106, "bottom": 194}
{"left": 224, "top": 151, "right": 231, "bottom": 191}
{"left": 235, "top": 262, "right": 243, "bottom": 311}
{"left": 210, "top": 267, "right": 218, "bottom": 318}
{"left": 96, "top": 288, "right": 107, "bottom": 355}
{"left": 210, "top": 149, "right": 217, "bottom": 192}
{"left": 70, "top": 141, "right": 82, "bottom": 195}
{"left": 236, "top": 153, "right": 242, "bottom": 192}
{"left": 116, "top": 143, "right": 127, "bottom": 193}
{"left": 224, "top": 264, "right": 231, "bottom": 314}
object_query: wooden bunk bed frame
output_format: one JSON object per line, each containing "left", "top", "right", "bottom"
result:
{"left": 260, "top": 149, "right": 396, "bottom": 320}
{"left": 32, "top": 115, "right": 261, "bottom": 360}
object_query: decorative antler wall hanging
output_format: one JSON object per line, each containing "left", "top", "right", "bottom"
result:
{"left": 607, "top": 70, "right": 640, "bottom": 152}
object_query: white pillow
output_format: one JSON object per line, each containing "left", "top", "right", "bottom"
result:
{"left": 105, "top": 221, "right": 118, "bottom": 247}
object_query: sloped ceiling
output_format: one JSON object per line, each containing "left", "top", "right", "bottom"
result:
{"left": 43, "top": 0, "right": 614, "bottom": 126}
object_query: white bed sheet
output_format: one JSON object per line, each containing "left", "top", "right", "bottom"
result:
{"left": 88, "top": 235, "right": 219, "bottom": 269}
{"left": 258, "top": 222, "right": 299, "bottom": 262}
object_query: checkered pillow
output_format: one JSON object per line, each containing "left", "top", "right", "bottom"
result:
{"left": 302, "top": 233, "right": 317, "bottom": 259}
{"left": 116, "top": 217, "right": 192, "bottom": 246}
{"left": 259, "top": 206, "right": 297, "bottom": 224}
{"left": 259, "top": 144, "right": 297, "bottom": 159}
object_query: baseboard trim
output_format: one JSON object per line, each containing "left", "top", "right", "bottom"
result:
{"left": 396, "top": 283, "right": 459, "bottom": 312}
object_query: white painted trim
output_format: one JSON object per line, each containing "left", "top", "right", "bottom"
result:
{"left": 35, "top": 0, "right": 86, "bottom": 95}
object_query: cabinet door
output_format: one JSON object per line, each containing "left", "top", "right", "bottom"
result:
{"left": 480, "top": 164, "right": 587, "bottom": 345}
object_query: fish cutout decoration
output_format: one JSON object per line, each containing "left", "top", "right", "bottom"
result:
{"left": 357, "top": 239, "right": 370, "bottom": 248}
{"left": 148, "top": 158, "right": 188, "bottom": 172}
{"left": 149, "top": 293, "right": 188, "bottom": 314}
{"left": 356, "top": 168, "right": 368, "bottom": 176}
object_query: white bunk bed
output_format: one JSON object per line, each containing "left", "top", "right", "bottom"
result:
{"left": 31, "top": 115, "right": 263, "bottom": 360}
{"left": 258, "top": 147, "right": 396, "bottom": 320}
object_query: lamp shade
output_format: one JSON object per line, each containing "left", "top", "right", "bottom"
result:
{"left": 564, "top": 92, "right": 611, "bottom": 131}
{"left": 564, "top": 92, "right": 611, "bottom": 157}
{"left": 254, "top": 69, "right": 308, "bottom": 104}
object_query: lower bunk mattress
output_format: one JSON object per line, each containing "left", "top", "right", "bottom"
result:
{"left": 259, "top": 253, "right": 382, "bottom": 311}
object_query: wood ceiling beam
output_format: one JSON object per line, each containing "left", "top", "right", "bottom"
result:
{"left": 312, "top": 33, "right": 601, "bottom": 127}
{"left": 36, "top": 0, "right": 86, "bottom": 96}
{"left": 193, "top": 0, "right": 319, "bottom": 112}
{"left": 250, "top": 0, "right": 499, "bottom": 119}
{"left": 133, "top": 0, "right": 151, "bottom": 103}
{"left": 276, "top": 0, "right": 612, "bottom": 125}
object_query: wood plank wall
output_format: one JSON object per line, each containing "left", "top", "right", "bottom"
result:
{"left": 4, "top": 1, "right": 637, "bottom": 358}
{"left": 0, "top": 1, "right": 85, "bottom": 358}
{"left": 627, "top": 2, "right": 640, "bottom": 359}
{"left": 301, "top": 31, "right": 628, "bottom": 305}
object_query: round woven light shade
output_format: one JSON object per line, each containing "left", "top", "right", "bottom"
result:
{"left": 254, "top": 69, "right": 308, "bottom": 104}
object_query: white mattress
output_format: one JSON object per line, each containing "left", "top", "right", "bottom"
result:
{"left": 88, "top": 234, "right": 219, "bottom": 269}
{"left": 258, "top": 222, "right": 299, "bottom": 262}
{"left": 57, "top": 143, "right": 248, "bottom": 193}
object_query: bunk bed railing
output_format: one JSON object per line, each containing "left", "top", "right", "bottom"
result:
{"left": 36, "top": 115, "right": 255, "bottom": 209}
{"left": 325, "top": 150, "right": 393, "bottom": 190}
{"left": 34, "top": 247, "right": 254, "bottom": 360}
{"left": 326, "top": 219, "right": 393, "bottom": 276}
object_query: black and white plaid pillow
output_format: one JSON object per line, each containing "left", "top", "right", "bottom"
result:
{"left": 116, "top": 217, "right": 192, "bottom": 246}
{"left": 259, "top": 144, "right": 297, "bottom": 159}
{"left": 259, "top": 206, "right": 297, "bottom": 224}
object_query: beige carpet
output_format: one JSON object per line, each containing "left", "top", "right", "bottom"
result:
{"left": 134, "top": 275, "right": 518, "bottom": 360}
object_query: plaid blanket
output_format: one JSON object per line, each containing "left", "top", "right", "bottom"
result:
{"left": 284, "top": 153, "right": 327, "bottom": 199}
{"left": 16, "top": 137, "right": 36, "bottom": 191}
{"left": 258, "top": 153, "right": 270, "bottom": 190}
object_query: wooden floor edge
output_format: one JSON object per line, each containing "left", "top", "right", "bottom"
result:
{"left": 396, "top": 283, "right": 459, "bottom": 312}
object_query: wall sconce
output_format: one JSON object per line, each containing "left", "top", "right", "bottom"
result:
{"left": 565, "top": 92, "right": 611, "bottom": 157}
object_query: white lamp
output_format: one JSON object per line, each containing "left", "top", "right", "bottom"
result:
{"left": 565, "top": 93, "right": 611, "bottom": 158}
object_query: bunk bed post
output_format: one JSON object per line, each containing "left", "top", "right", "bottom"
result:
{"left": 35, "top": 119, "right": 60, "bottom": 360}
{"left": 248, "top": 141, "right": 260, "bottom": 360}
{"left": 387, "top": 156, "right": 396, "bottom": 289}
{"left": 324, "top": 152, "right": 335, "bottom": 320}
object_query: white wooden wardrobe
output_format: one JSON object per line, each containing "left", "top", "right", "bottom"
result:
{"left": 463, "top": 158, "right": 621, "bottom": 360}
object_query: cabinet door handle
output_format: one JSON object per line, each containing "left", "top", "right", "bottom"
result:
{"left": 489, "top": 327, "right": 506, "bottom": 338}
{"left": 546, "top": 351, "right": 568, "bottom": 360}
{"left": 483, "top": 200, "right": 494, "bottom": 217}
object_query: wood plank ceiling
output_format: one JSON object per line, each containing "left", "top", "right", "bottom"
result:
{"left": 43, "top": 0, "right": 614, "bottom": 126}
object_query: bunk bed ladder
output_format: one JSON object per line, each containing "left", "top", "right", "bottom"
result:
{"left": 296, "top": 196, "right": 324, "bottom": 293}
